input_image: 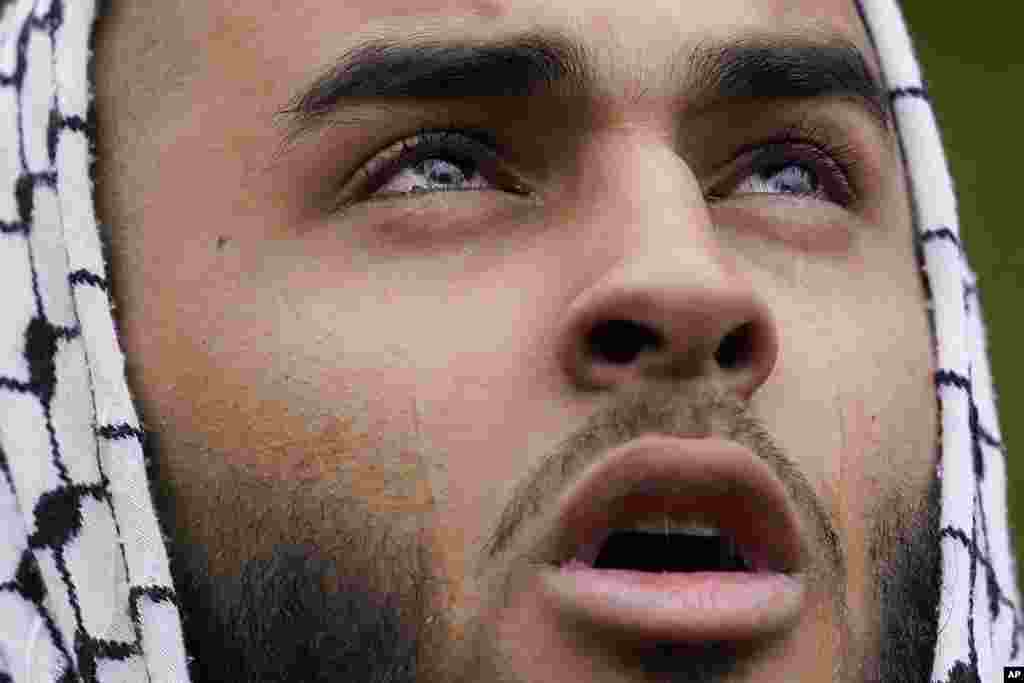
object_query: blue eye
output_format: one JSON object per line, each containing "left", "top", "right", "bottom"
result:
{"left": 356, "top": 129, "right": 528, "bottom": 201}
{"left": 738, "top": 163, "right": 818, "bottom": 196}
{"left": 345, "top": 126, "right": 860, "bottom": 211}
{"left": 717, "top": 137, "right": 858, "bottom": 207}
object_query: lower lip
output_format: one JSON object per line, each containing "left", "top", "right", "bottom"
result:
{"left": 540, "top": 562, "right": 804, "bottom": 642}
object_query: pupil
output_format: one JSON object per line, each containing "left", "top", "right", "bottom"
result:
{"left": 771, "top": 165, "right": 815, "bottom": 194}
{"left": 422, "top": 158, "right": 468, "bottom": 186}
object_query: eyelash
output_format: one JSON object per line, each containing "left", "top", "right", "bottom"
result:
{"left": 342, "top": 121, "right": 862, "bottom": 209}
{"left": 710, "top": 120, "right": 862, "bottom": 206}
{"left": 348, "top": 128, "right": 527, "bottom": 204}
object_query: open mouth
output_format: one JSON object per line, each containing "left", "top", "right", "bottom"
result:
{"left": 537, "top": 435, "right": 808, "bottom": 643}
{"left": 590, "top": 523, "right": 752, "bottom": 573}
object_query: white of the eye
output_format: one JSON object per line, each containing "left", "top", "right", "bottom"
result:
{"left": 376, "top": 158, "right": 490, "bottom": 195}
{"left": 735, "top": 164, "right": 817, "bottom": 196}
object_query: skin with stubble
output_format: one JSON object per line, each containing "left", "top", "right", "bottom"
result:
{"left": 93, "top": 0, "right": 941, "bottom": 681}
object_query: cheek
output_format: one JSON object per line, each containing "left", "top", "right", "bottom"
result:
{"left": 836, "top": 396, "right": 883, "bottom": 608}
{"left": 133, "top": 342, "right": 445, "bottom": 582}
{"left": 832, "top": 352, "right": 937, "bottom": 646}
{"left": 838, "top": 397, "right": 884, "bottom": 501}
{"left": 118, "top": 264, "right": 441, "bottom": 533}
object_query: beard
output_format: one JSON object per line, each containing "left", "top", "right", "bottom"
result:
{"left": 144, "top": 385, "right": 941, "bottom": 683}
{"left": 166, "top": 541, "right": 432, "bottom": 683}
{"left": 870, "top": 470, "right": 942, "bottom": 682}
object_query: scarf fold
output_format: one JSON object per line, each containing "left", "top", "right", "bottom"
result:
{"left": 0, "top": 0, "right": 1018, "bottom": 680}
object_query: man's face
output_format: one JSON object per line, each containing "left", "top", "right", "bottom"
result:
{"left": 93, "top": 0, "right": 940, "bottom": 681}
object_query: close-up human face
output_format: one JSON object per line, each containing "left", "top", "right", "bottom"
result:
{"left": 92, "top": 0, "right": 939, "bottom": 681}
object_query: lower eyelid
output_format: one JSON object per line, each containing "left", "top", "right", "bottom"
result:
{"left": 342, "top": 126, "right": 865, "bottom": 213}
{"left": 712, "top": 144, "right": 857, "bottom": 207}
{"left": 354, "top": 131, "right": 513, "bottom": 201}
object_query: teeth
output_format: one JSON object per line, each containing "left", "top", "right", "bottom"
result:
{"left": 622, "top": 518, "right": 721, "bottom": 536}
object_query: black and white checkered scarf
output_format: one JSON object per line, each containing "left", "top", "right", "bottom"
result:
{"left": 0, "top": 1, "right": 1019, "bottom": 681}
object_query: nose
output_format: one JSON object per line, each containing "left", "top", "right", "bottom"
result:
{"left": 555, "top": 132, "right": 779, "bottom": 401}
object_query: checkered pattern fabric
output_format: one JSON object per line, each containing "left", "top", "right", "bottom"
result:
{"left": 854, "top": 0, "right": 1024, "bottom": 679}
{"left": 0, "top": 0, "right": 188, "bottom": 681}
{"left": 0, "top": 0, "right": 1019, "bottom": 681}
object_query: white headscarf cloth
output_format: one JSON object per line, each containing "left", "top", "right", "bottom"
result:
{"left": 0, "top": 0, "right": 1020, "bottom": 681}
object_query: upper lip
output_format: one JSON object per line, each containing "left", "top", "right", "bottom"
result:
{"left": 534, "top": 434, "right": 809, "bottom": 575}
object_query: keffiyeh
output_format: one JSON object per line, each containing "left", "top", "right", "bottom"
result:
{"left": 0, "top": 1, "right": 187, "bottom": 681}
{"left": 0, "top": 0, "right": 1019, "bottom": 681}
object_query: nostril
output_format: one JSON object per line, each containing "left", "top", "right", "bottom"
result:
{"left": 714, "top": 322, "right": 755, "bottom": 370}
{"left": 587, "top": 319, "right": 663, "bottom": 365}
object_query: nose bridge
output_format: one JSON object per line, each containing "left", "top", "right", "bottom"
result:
{"left": 579, "top": 125, "right": 706, "bottom": 220}
{"left": 573, "top": 126, "right": 748, "bottom": 322}
{"left": 576, "top": 125, "right": 733, "bottom": 271}
{"left": 556, "top": 128, "right": 779, "bottom": 400}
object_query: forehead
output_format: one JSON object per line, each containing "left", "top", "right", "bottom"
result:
{"left": 195, "top": 0, "right": 875, "bottom": 96}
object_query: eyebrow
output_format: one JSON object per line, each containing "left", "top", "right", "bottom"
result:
{"left": 276, "top": 31, "right": 891, "bottom": 144}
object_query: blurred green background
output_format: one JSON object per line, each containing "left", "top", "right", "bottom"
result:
{"left": 901, "top": 4, "right": 1024, "bottom": 584}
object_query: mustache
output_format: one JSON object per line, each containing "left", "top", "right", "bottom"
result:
{"left": 482, "top": 378, "right": 844, "bottom": 584}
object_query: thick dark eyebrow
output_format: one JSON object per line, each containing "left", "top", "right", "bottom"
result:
{"left": 276, "top": 32, "right": 591, "bottom": 144}
{"left": 276, "top": 31, "right": 890, "bottom": 144}
{"left": 685, "top": 37, "right": 890, "bottom": 129}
